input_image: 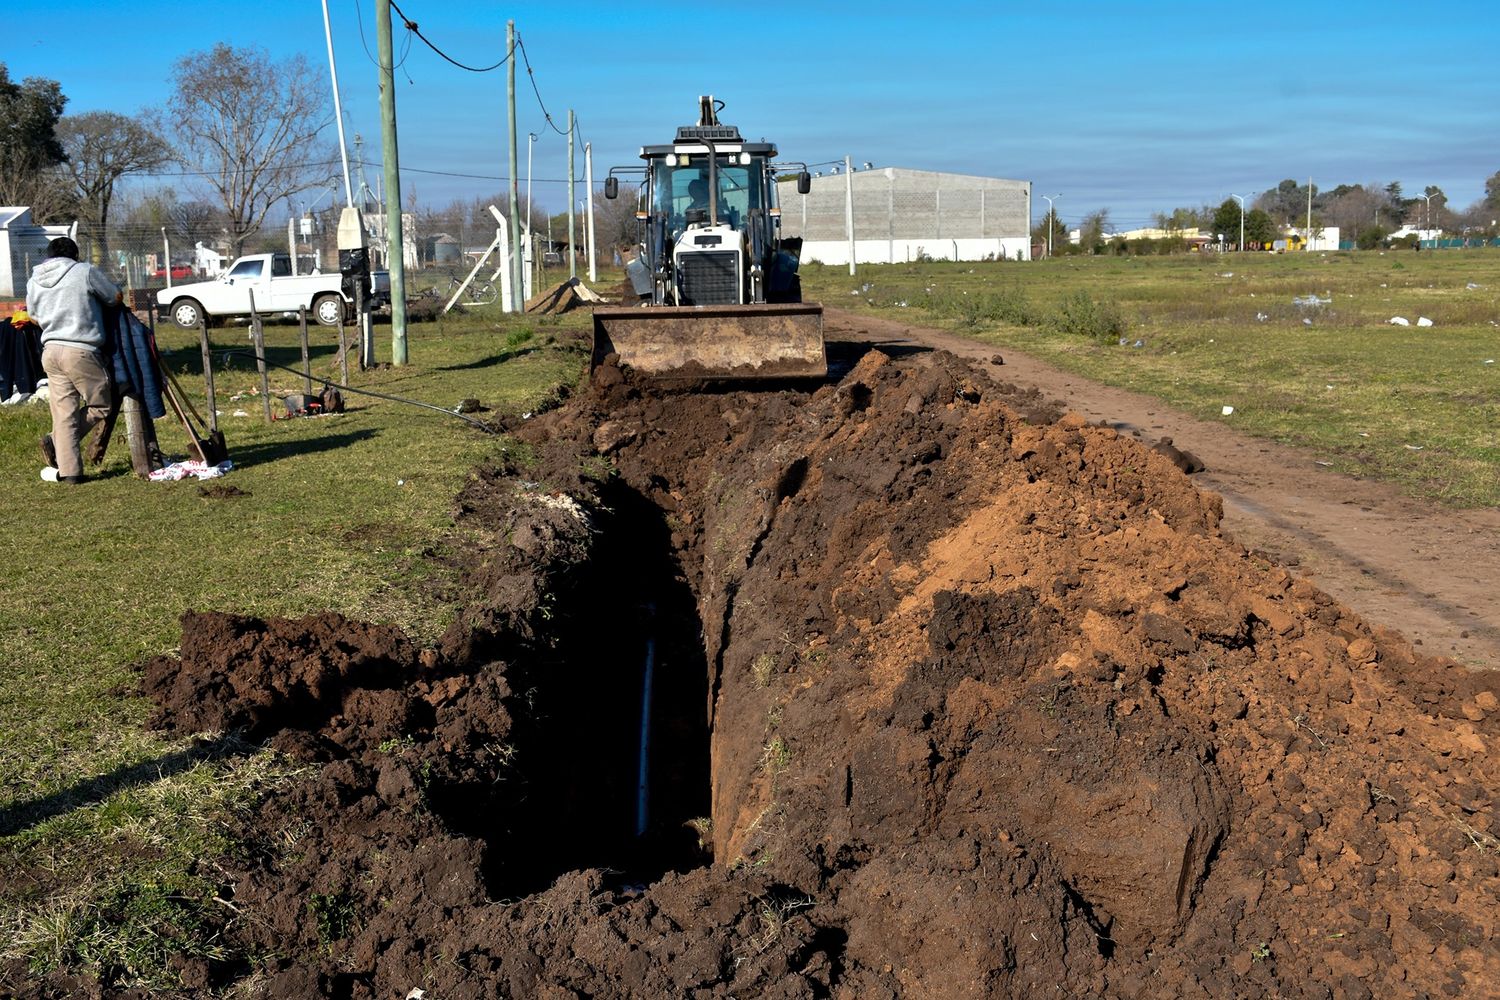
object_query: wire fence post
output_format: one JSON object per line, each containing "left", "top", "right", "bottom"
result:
{"left": 198, "top": 315, "right": 218, "bottom": 437}
{"left": 249, "top": 290, "right": 272, "bottom": 423}
{"left": 338, "top": 312, "right": 350, "bottom": 386}
{"left": 299, "top": 307, "right": 312, "bottom": 395}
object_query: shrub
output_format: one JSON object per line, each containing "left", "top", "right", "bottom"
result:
{"left": 1053, "top": 291, "right": 1127, "bottom": 342}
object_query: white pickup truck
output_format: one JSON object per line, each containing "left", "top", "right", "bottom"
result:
{"left": 156, "top": 252, "right": 389, "bottom": 328}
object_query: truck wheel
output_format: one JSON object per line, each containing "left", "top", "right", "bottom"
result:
{"left": 170, "top": 298, "right": 205, "bottom": 329}
{"left": 313, "top": 294, "right": 346, "bottom": 327}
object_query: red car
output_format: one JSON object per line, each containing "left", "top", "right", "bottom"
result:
{"left": 152, "top": 264, "right": 194, "bottom": 279}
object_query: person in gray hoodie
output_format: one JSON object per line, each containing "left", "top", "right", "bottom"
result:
{"left": 26, "top": 236, "right": 122, "bottom": 483}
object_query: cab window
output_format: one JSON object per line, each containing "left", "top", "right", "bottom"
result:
{"left": 270, "top": 255, "right": 292, "bottom": 277}
{"left": 228, "top": 259, "right": 264, "bottom": 279}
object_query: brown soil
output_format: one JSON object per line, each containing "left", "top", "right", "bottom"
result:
{"left": 820, "top": 308, "right": 1500, "bottom": 669}
{"left": 21, "top": 338, "right": 1496, "bottom": 998}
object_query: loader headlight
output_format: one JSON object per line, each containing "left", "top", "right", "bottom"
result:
{"left": 664, "top": 154, "right": 678, "bottom": 167}
{"left": 738, "top": 152, "right": 751, "bottom": 165}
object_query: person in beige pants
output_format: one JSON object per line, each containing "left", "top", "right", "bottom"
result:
{"left": 26, "top": 237, "right": 122, "bottom": 484}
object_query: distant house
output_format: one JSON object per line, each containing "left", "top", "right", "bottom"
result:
{"left": 193, "top": 242, "right": 226, "bottom": 277}
{"left": 0, "top": 207, "right": 76, "bottom": 298}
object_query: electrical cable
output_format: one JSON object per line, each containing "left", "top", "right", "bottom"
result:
{"left": 389, "top": 0, "right": 512, "bottom": 73}
{"left": 215, "top": 350, "right": 496, "bottom": 432}
{"left": 352, "top": 0, "right": 414, "bottom": 72}
{"left": 515, "top": 33, "right": 570, "bottom": 137}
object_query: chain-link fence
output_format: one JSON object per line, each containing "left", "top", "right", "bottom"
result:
{"left": 778, "top": 168, "right": 1032, "bottom": 265}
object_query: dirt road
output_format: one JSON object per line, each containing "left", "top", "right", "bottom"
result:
{"left": 825, "top": 307, "right": 1500, "bottom": 669}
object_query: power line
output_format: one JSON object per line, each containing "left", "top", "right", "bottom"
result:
{"left": 515, "top": 32, "right": 570, "bottom": 138}
{"left": 388, "top": 0, "right": 512, "bottom": 73}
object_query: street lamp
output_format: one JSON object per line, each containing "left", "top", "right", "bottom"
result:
{"left": 1421, "top": 192, "right": 1435, "bottom": 243}
{"left": 1042, "top": 194, "right": 1061, "bottom": 258}
{"left": 1232, "top": 194, "right": 1247, "bottom": 251}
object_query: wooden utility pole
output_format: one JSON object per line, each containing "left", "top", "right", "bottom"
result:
{"left": 376, "top": 0, "right": 409, "bottom": 363}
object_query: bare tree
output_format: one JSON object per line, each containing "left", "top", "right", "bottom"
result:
{"left": 168, "top": 43, "right": 334, "bottom": 257}
{"left": 592, "top": 184, "right": 641, "bottom": 256}
{"left": 57, "top": 110, "right": 167, "bottom": 262}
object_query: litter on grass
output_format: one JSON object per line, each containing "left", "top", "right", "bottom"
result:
{"left": 1416, "top": 317, "right": 1433, "bottom": 327}
{"left": 1292, "top": 295, "right": 1332, "bottom": 307}
{"left": 1389, "top": 317, "right": 1410, "bottom": 326}
{"left": 150, "top": 459, "right": 233, "bottom": 482}
{"left": 1222, "top": 405, "right": 1235, "bottom": 416}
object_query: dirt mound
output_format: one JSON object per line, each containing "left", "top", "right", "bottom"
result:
{"left": 79, "top": 344, "right": 1497, "bottom": 998}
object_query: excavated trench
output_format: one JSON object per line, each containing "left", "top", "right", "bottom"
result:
{"left": 455, "top": 474, "right": 714, "bottom": 897}
{"left": 101, "top": 343, "right": 1500, "bottom": 1000}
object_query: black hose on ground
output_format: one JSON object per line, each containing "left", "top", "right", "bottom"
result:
{"left": 214, "top": 350, "right": 496, "bottom": 433}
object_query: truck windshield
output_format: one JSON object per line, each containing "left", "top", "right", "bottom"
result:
{"left": 653, "top": 155, "right": 763, "bottom": 228}
{"left": 228, "top": 259, "right": 264, "bottom": 279}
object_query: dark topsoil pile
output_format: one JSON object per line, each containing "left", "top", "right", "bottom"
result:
{"left": 19, "top": 345, "right": 1496, "bottom": 999}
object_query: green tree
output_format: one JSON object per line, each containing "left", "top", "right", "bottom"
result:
{"left": 1031, "top": 208, "right": 1067, "bottom": 256}
{"left": 1244, "top": 208, "right": 1277, "bottom": 247}
{"left": 1211, "top": 199, "right": 1243, "bottom": 245}
{"left": 1483, "top": 170, "right": 1500, "bottom": 213}
{"left": 1356, "top": 224, "right": 1387, "bottom": 250}
{"left": 0, "top": 63, "right": 70, "bottom": 219}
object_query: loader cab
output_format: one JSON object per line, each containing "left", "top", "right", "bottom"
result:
{"left": 648, "top": 151, "right": 771, "bottom": 237}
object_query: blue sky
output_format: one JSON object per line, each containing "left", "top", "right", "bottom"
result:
{"left": 7, "top": 0, "right": 1498, "bottom": 228}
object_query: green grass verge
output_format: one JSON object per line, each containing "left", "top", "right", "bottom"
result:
{"left": 0, "top": 294, "right": 590, "bottom": 991}
{"left": 801, "top": 250, "right": 1500, "bottom": 506}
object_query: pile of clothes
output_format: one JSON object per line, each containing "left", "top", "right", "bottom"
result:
{"left": 0, "top": 309, "right": 46, "bottom": 405}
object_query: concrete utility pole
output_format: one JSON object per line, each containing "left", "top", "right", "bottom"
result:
{"left": 375, "top": 0, "right": 408, "bottom": 363}
{"left": 586, "top": 142, "right": 597, "bottom": 282}
{"left": 844, "top": 155, "right": 856, "bottom": 275}
{"left": 506, "top": 21, "right": 522, "bottom": 312}
{"left": 527, "top": 132, "right": 536, "bottom": 293}
{"left": 1306, "top": 176, "right": 1313, "bottom": 247}
{"left": 567, "top": 110, "right": 577, "bottom": 279}
{"left": 321, "top": 0, "right": 355, "bottom": 208}
{"left": 1232, "top": 193, "right": 1247, "bottom": 251}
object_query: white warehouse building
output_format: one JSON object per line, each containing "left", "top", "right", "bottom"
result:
{"left": 777, "top": 167, "right": 1032, "bottom": 265}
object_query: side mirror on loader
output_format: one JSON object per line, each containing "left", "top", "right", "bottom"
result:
{"left": 797, "top": 171, "right": 812, "bottom": 195}
{"left": 604, "top": 177, "right": 618, "bottom": 199}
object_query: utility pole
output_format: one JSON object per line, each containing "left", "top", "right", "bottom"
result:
{"left": 844, "top": 154, "right": 856, "bottom": 275}
{"left": 527, "top": 132, "right": 536, "bottom": 294}
{"left": 567, "top": 110, "right": 577, "bottom": 279}
{"left": 321, "top": 0, "right": 355, "bottom": 208}
{"left": 506, "top": 21, "right": 522, "bottom": 312}
{"left": 586, "top": 142, "right": 597, "bottom": 282}
{"left": 1306, "top": 176, "right": 1313, "bottom": 247}
{"left": 375, "top": 0, "right": 408, "bottom": 363}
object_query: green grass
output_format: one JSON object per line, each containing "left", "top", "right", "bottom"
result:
{"left": 0, "top": 294, "right": 591, "bottom": 990}
{"left": 801, "top": 249, "right": 1500, "bottom": 506}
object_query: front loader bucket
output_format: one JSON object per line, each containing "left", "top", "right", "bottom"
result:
{"left": 591, "top": 303, "right": 826, "bottom": 382}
